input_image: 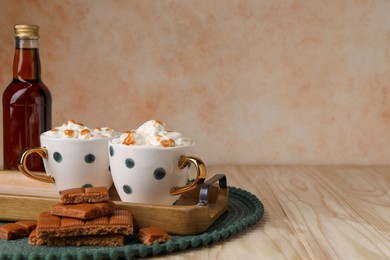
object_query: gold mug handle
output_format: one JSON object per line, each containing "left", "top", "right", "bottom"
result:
{"left": 170, "top": 155, "right": 206, "bottom": 196}
{"left": 17, "top": 147, "right": 55, "bottom": 184}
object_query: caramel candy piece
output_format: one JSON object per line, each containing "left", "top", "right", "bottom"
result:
{"left": 138, "top": 227, "right": 172, "bottom": 245}
{"left": 160, "top": 138, "right": 175, "bottom": 147}
{"left": 29, "top": 230, "right": 125, "bottom": 247}
{"left": 51, "top": 201, "right": 115, "bottom": 219}
{"left": 0, "top": 221, "right": 37, "bottom": 240}
{"left": 122, "top": 131, "right": 136, "bottom": 145}
{"left": 0, "top": 223, "right": 26, "bottom": 240}
{"left": 36, "top": 210, "right": 133, "bottom": 238}
{"left": 60, "top": 187, "right": 109, "bottom": 204}
{"left": 14, "top": 221, "right": 37, "bottom": 234}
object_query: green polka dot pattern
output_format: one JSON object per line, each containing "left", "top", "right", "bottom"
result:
{"left": 53, "top": 152, "right": 62, "bottom": 163}
{"left": 125, "top": 158, "right": 135, "bottom": 168}
{"left": 123, "top": 185, "right": 132, "bottom": 194}
{"left": 84, "top": 154, "right": 95, "bottom": 164}
{"left": 153, "top": 168, "right": 166, "bottom": 180}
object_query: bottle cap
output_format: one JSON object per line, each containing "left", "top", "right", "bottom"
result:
{"left": 14, "top": 25, "right": 39, "bottom": 38}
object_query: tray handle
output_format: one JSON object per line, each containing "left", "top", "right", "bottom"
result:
{"left": 198, "top": 174, "right": 227, "bottom": 206}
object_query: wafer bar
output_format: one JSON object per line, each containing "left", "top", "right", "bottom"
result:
{"left": 51, "top": 201, "right": 115, "bottom": 219}
{"left": 60, "top": 187, "right": 110, "bottom": 204}
{"left": 36, "top": 210, "right": 133, "bottom": 238}
{"left": 138, "top": 227, "right": 172, "bottom": 245}
{"left": 29, "top": 230, "right": 125, "bottom": 247}
{"left": 0, "top": 221, "right": 37, "bottom": 240}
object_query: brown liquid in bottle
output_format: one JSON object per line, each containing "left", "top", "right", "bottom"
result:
{"left": 2, "top": 25, "right": 52, "bottom": 171}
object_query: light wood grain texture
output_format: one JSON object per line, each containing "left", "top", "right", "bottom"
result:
{"left": 0, "top": 166, "right": 389, "bottom": 259}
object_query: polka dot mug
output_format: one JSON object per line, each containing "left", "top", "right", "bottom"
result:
{"left": 108, "top": 139, "right": 206, "bottom": 205}
{"left": 17, "top": 134, "right": 113, "bottom": 194}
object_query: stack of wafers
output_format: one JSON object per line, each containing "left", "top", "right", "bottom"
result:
{"left": 28, "top": 187, "right": 133, "bottom": 247}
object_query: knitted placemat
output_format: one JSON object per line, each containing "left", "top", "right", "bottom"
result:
{"left": 0, "top": 186, "right": 264, "bottom": 259}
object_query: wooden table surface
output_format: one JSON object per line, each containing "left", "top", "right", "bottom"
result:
{"left": 1, "top": 165, "right": 389, "bottom": 259}
{"left": 160, "top": 165, "right": 390, "bottom": 260}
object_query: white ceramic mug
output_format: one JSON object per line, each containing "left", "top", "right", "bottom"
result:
{"left": 18, "top": 134, "right": 113, "bottom": 194}
{"left": 108, "top": 139, "right": 206, "bottom": 205}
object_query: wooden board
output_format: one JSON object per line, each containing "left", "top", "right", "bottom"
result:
{"left": 0, "top": 170, "right": 228, "bottom": 235}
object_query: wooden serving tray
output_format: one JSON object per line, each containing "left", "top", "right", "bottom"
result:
{"left": 0, "top": 170, "right": 229, "bottom": 235}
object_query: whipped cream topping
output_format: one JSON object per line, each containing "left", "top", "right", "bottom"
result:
{"left": 43, "top": 120, "right": 118, "bottom": 139}
{"left": 116, "top": 120, "right": 193, "bottom": 147}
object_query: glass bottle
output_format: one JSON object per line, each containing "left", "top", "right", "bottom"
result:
{"left": 2, "top": 25, "right": 52, "bottom": 171}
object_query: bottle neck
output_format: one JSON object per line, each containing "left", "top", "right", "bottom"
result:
{"left": 13, "top": 37, "right": 41, "bottom": 81}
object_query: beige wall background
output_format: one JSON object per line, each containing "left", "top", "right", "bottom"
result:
{"left": 1, "top": 0, "right": 390, "bottom": 166}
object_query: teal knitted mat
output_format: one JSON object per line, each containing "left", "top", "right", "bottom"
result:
{"left": 0, "top": 186, "right": 264, "bottom": 259}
